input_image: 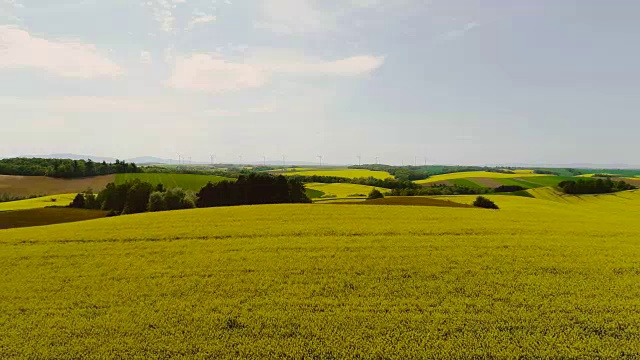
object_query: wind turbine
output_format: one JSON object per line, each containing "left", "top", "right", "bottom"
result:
{"left": 357, "top": 154, "right": 362, "bottom": 166}
{"left": 375, "top": 156, "right": 380, "bottom": 165}
{"left": 282, "top": 155, "right": 286, "bottom": 171}
{"left": 263, "top": 155, "right": 267, "bottom": 166}
{"left": 317, "top": 155, "right": 323, "bottom": 167}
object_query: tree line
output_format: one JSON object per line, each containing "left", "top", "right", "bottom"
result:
{"left": 71, "top": 173, "right": 310, "bottom": 215}
{"left": 0, "top": 158, "right": 140, "bottom": 178}
{"left": 558, "top": 179, "right": 636, "bottom": 195}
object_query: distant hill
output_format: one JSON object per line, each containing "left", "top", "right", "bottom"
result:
{"left": 18, "top": 153, "right": 118, "bottom": 163}
{"left": 11, "top": 154, "right": 333, "bottom": 166}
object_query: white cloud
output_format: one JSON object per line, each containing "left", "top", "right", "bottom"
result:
{"left": 0, "top": 26, "right": 123, "bottom": 78}
{"left": 140, "top": 50, "right": 152, "bottom": 64}
{"left": 271, "top": 55, "right": 385, "bottom": 76}
{"left": 167, "top": 54, "right": 268, "bottom": 93}
{"left": 147, "top": 0, "right": 176, "bottom": 32}
{"left": 255, "top": 0, "right": 409, "bottom": 34}
{"left": 186, "top": 14, "right": 216, "bottom": 29}
{"left": 167, "top": 53, "right": 384, "bottom": 93}
{"left": 255, "top": 0, "right": 334, "bottom": 34}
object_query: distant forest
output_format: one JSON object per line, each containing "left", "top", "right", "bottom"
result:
{"left": 558, "top": 179, "right": 636, "bottom": 195}
{"left": 349, "top": 164, "right": 575, "bottom": 177}
{"left": 0, "top": 158, "right": 140, "bottom": 178}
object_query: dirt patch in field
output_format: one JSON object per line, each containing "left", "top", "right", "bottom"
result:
{"left": 422, "top": 180, "right": 454, "bottom": 187}
{"left": 468, "top": 178, "right": 502, "bottom": 188}
{"left": 0, "top": 175, "right": 115, "bottom": 197}
{"left": 329, "top": 196, "right": 475, "bottom": 208}
{"left": 613, "top": 178, "right": 640, "bottom": 187}
{"left": 0, "top": 208, "right": 108, "bottom": 230}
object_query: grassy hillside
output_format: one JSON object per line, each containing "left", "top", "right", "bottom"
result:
{"left": 0, "top": 194, "right": 76, "bottom": 212}
{"left": 115, "top": 173, "right": 233, "bottom": 191}
{"left": 305, "top": 183, "right": 389, "bottom": 199}
{"left": 415, "top": 171, "right": 546, "bottom": 185}
{"left": 279, "top": 168, "right": 393, "bottom": 180}
{"left": 0, "top": 174, "right": 114, "bottom": 197}
{"left": 2, "top": 195, "right": 640, "bottom": 357}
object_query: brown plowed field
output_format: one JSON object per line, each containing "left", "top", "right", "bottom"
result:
{"left": 468, "top": 177, "right": 502, "bottom": 188}
{"left": 0, "top": 175, "right": 115, "bottom": 197}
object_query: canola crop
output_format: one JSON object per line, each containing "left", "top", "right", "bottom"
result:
{"left": 305, "top": 183, "right": 389, "bottom": 199}
{"left": 1, "top": 195, "right": 640, "bottom": 358}
{"left": 0, "top": 194, "right": 76, "bottom": 212}
{"left": 415, "top": 171, "right": 547, "bottom": 184}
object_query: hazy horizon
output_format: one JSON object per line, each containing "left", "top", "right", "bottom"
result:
{"left": 2, "top": 1, "right": 639, "bottom": 166}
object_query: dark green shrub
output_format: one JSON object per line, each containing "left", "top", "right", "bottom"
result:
{"left": 367, "top": 189, "right": 384, "bottom": 200}
{"left": 473, "top": 196, "right": 499, "bottom": 209}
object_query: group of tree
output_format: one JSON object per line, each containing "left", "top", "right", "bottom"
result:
{"left": 533, "top": 169, "right": 560, "bottom": 175}
{"left": 0, "top": 158, "right": 140, "bottom": 178}
{"left": 367, "top": 189, "right": 385, "bottom": 200}
{"left": 557, "top": 179, "right": 636, "bottom": 195}
{"left": 71, "top": 174, "right": 311, "bottom": 215}
{"left": 70, "top": 180, "right": 196, "bottom": 215}
{"left": 474, "top": 196, "right": 499, "bottom": 209}
{"left": 197, "top": 173, "right": 310, "bottom": 207}
{"left": 494, "top": 185, "right": 527, "bottom": 193}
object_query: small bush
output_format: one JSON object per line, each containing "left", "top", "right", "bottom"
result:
{"left": 321, "top": 193, "right": 337, "bottom": 199}
{"left": 347, "top": 193, "right": 367, "bottom": 197}
{"left": 367, "top": 189, "right": 384, "bottom": 200}
{"left": 69, "top": 194, "right": 86, "bottom": 209}
{"left": 473, "top": 196, "right": 499, "bottom": 210}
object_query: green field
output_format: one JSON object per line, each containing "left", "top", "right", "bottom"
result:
{"left": 449, "top": 178, "right": 485, "bottom": 189}
{"left": 115, "top": 173, "right": 234, "bottom": 191}
{"left": 0, "top": 194, "right": 76, "bottom": 212}
{"left": 279, "top": 168, "right": 393, "bottom": 180}
{"left": 2, "top": 192, "right": 640, "bottom": 357}
{"left": 305, "top": 183, "right": 389, "bottom": 199}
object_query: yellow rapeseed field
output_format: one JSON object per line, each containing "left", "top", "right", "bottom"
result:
{"left": 305, "top": 183, "right": 389, "bottom": 198}
{"left": 0, "top": 193, "right": 76, "bottom": 212}
{"left": 1, "top": 193, "right": 640, "bottom": 358}
{"left": 415, "top": 171, "right": 546, "bottom": 184}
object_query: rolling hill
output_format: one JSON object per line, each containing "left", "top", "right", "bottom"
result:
{"left": 2, "top": 194, "right": 640, "bottom": 357}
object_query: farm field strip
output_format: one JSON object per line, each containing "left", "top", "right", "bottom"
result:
{"left": 115, "top": 173, "right": 233, "bottom": 191}
{"left": 0, "top": 194, "right": 76, "bottom": 212}
{"left": 415, "top": 171, "right": 547, "bottom": 184}
{"left": 448, "top": 178, "right": 487, "bottom": 189}
{"left": 0, "top": 208, "right": 107, "bottom": 230}
{"left": 2, "top": 199, "right": 640, "bottom": 357}
{"left": 279, "top": 168, "right": 393, "bottom": 180}
{"left": 304, "top": 183, "right": 389, "bottom": 199}
{"left": 0, "top": 174, "right": 115, "bottom": 197}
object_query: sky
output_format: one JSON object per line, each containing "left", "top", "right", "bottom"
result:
{"left": 1, "top": 0, "right": 639, "bottom": 166}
